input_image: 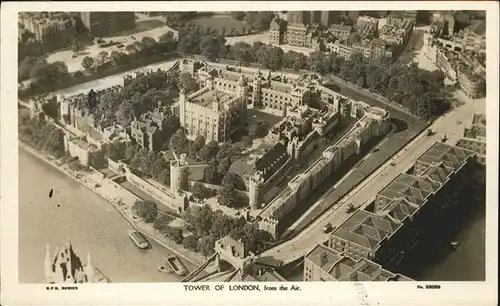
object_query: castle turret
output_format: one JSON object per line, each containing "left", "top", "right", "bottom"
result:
{"left": 249, "top": 172, "right": 264, "bottom": 209}
{"left": 212, "top": 92, "right": 220, "bottom": 112}
{"left": 252, "top": 73, "right": 262, "bottom": 107}
{"left": 170, "top": 153, "right": 189, "bottom": 193}
{"left": 339, "top": 98, "right": 352, "bottom": 118}
{"left": 237, "top": 75, "right": 248, "bottom": 99}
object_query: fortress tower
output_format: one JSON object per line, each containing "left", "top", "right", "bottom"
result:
{"left": 339, "top": 98, "right": 352, "bottom": 117}
{"left": 170, "top": 153, "right": 189, "bottom": 194}
{"left": 252, "top": 70, "right": 262, "bottom": 107}
{"left": 249, "top": 172, "right": 265, "bottom": 209}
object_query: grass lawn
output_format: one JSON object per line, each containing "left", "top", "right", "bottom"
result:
{"left": 246, "top": 108, "right": 282, "bottom": 128}
{"left": 190, "top": 16, "right": 256, "bottom": 36}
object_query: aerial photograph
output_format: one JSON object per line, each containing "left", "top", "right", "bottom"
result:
{"left": 17, "top": 10, "right": 486, "bottom": 283}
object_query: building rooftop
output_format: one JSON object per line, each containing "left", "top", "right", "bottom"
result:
{"left": 378, "top": 173, "right": 441, "bottom": 207}
{"left": 306, "top": 244, "right": 344, "bottom": 272}
{"left": 217, "top": 236, "right": 246, "bottom": 259}
{"left": 329, "top": 23, "right": 353, "bottom": 33}
{"left": 255, "top": 143, "right": 289, "bottom": 177}
{"left": 306, "top": 244, "right": 413, "bottom": 281}
{"left": 331, "top": 210, "right": 398, "bottom": 250}
{"left": 190, "top": 89, "right": 235, "bottom": 108}
{"left": 416, "top": 142, "right": 475, "bottom": 170}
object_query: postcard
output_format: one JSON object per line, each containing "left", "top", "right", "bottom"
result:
{"left": 1, "top": 1, "right": 498, "bottom": 305}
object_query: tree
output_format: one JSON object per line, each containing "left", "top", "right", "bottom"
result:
{"left": 81, "top": 56, "right": 94, "bottom": 71}
{"left": 217, "top": 157, "right": 232, "bottom": 174}
{"left": 158, "top": 31, "right": 177, "bottom": 53}
{"left": 191, "top": 182, "right": 213, "bottom": 200}
{"left": 125, "top": 44, "right": 138, "bottom": 54}
{"left": 199, "top": 140, "right": 219, "bottom": 162}
{"left": 141, "top": 36, "right": 158, "bottom": 52}
{"left": 200, "top": 35, "right": 226, "bottom": 61}
{"left": 169, "top": 128, "right": 189, "bottom": 154}
{"left": 132, "top": 200, "right": 158, "bottom": 223}
{"left": 73, "top": 70, "right": 85, "bottom": 80}
{"left": 97, "top": 51, "right": 108, "bottom": 65}
{"left": 110, "top": 51, "right": 129, "bottom": 67}
{"left": 188, "top": 135, "right": 206, "bottom": 158}
{"left": 166, "top": 226, "right": 184, "bottom": 244}
{"left": 30, "top": 61, "right": 71, "bottom": 87}
{"left": 203, "top": 160, "right": 220, "bottom": 184}
{"left": 182, "top": 235, "right": 199, "bottom": 251}
{"left": 217, "top": 185, "right": 238, "bottom": 207}
{"left": 197, "top": 234, "right": 216, "bottom": 256}
{"left": 18, "top": 56, "right": 38, "bottom": 82}
{"left": 229, "top": 42, "right": 252, "bottom": 65}
{"left": 230, "top": 12, "right": 246, "bottom": 21}
{"left": 107, "top": 142, "right": 126, "bottom": 160}
{"left": 179, "top": 72, "right": 198, "bottom": 94}
{"left": 153, "top": 214, "right": 173, "bottom": 234}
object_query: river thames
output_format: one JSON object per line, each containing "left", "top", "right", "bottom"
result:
{"left": 18, "top": 147, "right": 192, "bottom": 283}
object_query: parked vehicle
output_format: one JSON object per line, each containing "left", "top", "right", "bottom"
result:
{"left": 323, "top": 223, "right": 333, "bottom": 233}
{"left": 346, "top": 204, "right": 355, "bottom": 213}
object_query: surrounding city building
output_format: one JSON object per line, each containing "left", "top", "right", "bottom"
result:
{"left": 379, "top": 17, "right": 414, "bottom": 46}
{"left": 18, "top": 12, "right": 75, "bottom": 52}
{"left": 80, "top": 12, "right": 135, "bottom": 37}
{"left": 285, "top": 23, "right": 312, "bottom": 47}
{"left": 433, "top": 47, "right": 485, "bottom": 98}
{"left": 269, "top": 19, "right": 286, "bottom": 45}
{"left": 326, "top": 142, "right": 476, "bottom": 270}
{"left": 356, "top": 15, "right": 379, "bottom": 33}
{"left": 326, "top": 22, "right": 353, "bottom": 41}
{"left": 44, "top": 241, "right": 107, "bottom": 283}
{"left": 457, "top": 113, "right": 486, "bottom": 164}
{"left": 304, "top": 244, "right": 412, "bottom": 281}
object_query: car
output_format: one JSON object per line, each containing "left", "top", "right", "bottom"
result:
{"left": 346, "top": 204, "right": 355, "bottom": 213}
{"left": 323, "top": 223, "right": 333, "bottom": 233}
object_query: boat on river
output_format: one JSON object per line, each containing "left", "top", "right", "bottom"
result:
{"left": 128, "top": 230, "right": 149, "bottom": 249}
{"left": 165, "top": 255, "right": 187, "bottom": 276}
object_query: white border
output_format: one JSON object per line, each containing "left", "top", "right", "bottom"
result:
{"left": 1, "top": 2, "right": 498, "bottom": 305}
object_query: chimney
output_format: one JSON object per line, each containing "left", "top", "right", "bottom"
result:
{"left": 320, "top": 252, "right": 328, "bottom": 267}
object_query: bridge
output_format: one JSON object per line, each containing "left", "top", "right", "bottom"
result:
{"left": 181, "top": 253, "right": 218, "bottom": 282}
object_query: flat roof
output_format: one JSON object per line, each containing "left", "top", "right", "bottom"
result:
{"left": 190, "top": 89, "right": 235, "bottom": 108}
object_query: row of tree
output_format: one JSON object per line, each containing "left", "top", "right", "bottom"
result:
{"left": 18, "top": 113, "right": 65, "bottom": 159}
{"left": 18, "top": 57, "right": 72, "bottom": 88}
{"left": 80, "top": 31, "right": 179, "bottom": 74}
{"left": 132, "top": 199, "right": 270, "bottom": 256}
{"left": 124, "top": 145, "right": 171, "bottom": 185}
{"left": 183, "top": 204, "right": 272, "bottom": 256}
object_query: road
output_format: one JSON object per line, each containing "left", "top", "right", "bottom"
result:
{"left": 258, "top": 94, "right": 485, "bottom": 263}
